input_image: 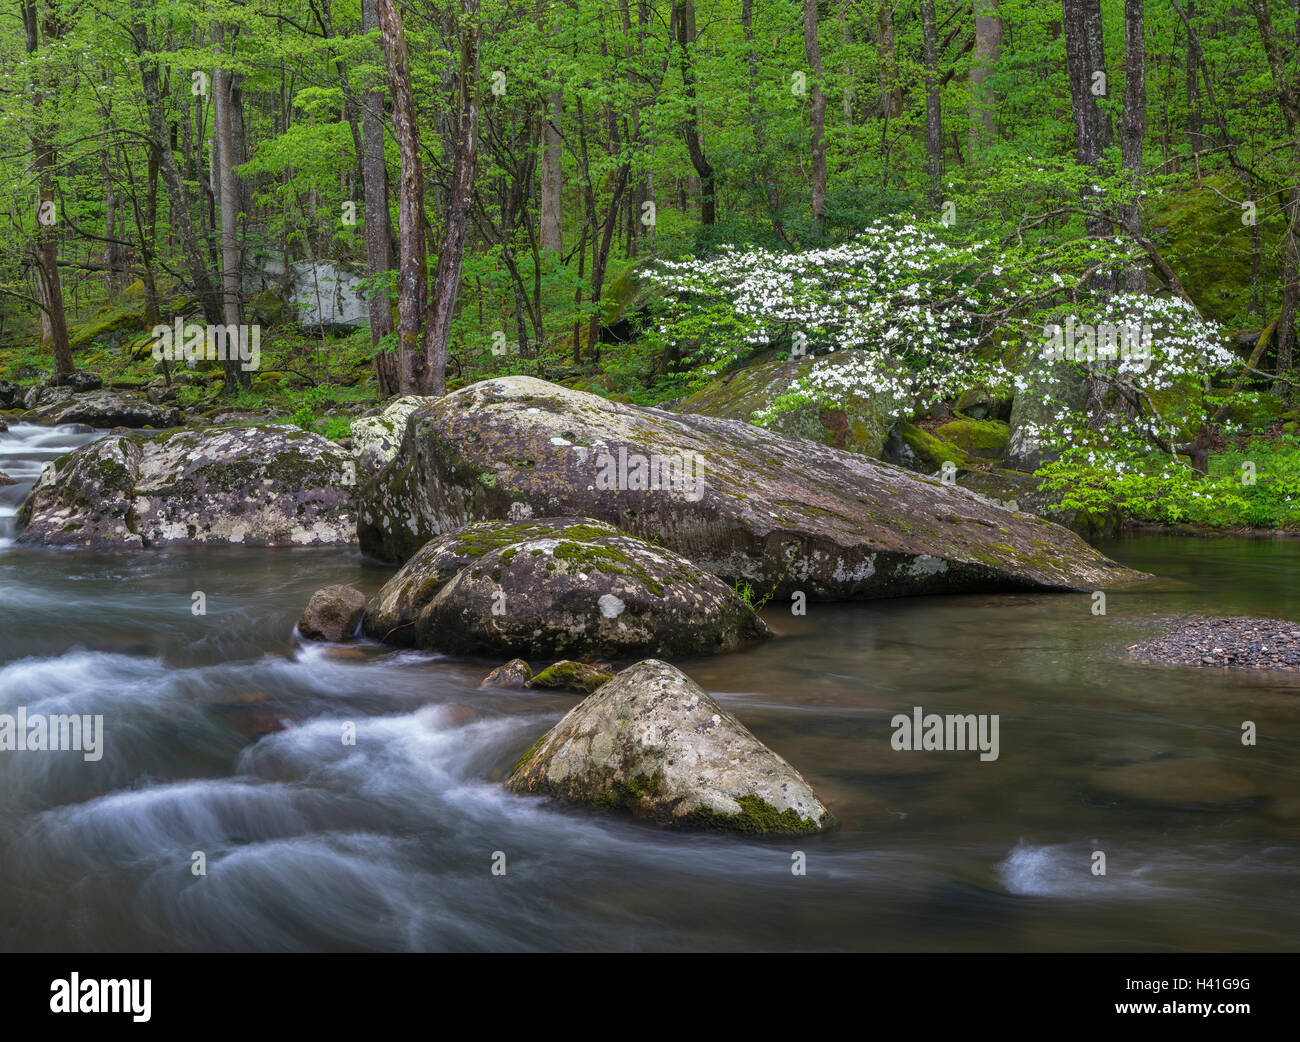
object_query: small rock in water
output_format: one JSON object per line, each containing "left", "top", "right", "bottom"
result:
{"left": 481, "top": 659, "right": 533, "bottom": 689}
{"left": 298, "top": 585, "right": 367, "bottom": 642}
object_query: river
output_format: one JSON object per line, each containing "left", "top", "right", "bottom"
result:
{"left": 1, "top": 422, "right": 1297, "bottom": 951}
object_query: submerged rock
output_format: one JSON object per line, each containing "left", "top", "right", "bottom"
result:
{"left": 17, "top": 425, "right": 358, "bottom": 548}
{"left": 525, "top": 660, "right": 614, "bottom": 694}
{"left": 298, "top": 585, "right": 367, "bottom": 642}
{"left": 359, "top": 376, "right": 1145, "bottom": 598}
{"left": 507, "top": 659, "right": 834, "bottom": 834}
{"left": 480, "top": 659, "right": 533, "bottom": 689}
{"left": 370, "top": 516, "right": 769, "bottom": 658}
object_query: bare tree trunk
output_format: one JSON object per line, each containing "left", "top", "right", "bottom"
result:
{"left": 920, "top": 0, "right": 943, "bottom": 207}
{"left": 1084, "top": 0, "right": 1113, "bottom": 149}
{"left": 1185, "top": 0, "right": 1202, "bottom": 153}
{"left": 742, "top": 0, "right": 782, "bottom": 238}
{"left": 969, "top": 0, "right": 1002, "bottom": 158}
{"left": 674, "top": 2, "right": 716, "bottom": 226}
{"left": 377, "top": 0, "right": 427, "bottom": 393}
{"left": 876, "top": 1, "right": 903, "bottom": 118}
{"left": 361, "top": 0, "right": 399, "bottom": 396}
{"left": 1119, "top": 0, "right": 1146, "bottom": 291}
{"left": 538, "top": 0, "right": 563, "bottom": 256}
{"left": 1063, "top": 0, "right": 1108, "bottom": 239}
{"left": 422, "top": 0, "right": 481, "bottom": 397}
{"left": 22, "top": 0, "right": 73, "bottom": 380}
{"left": 803, "top": 0, "right": 827, "bottom": 234}
{"left": 212, "top": 23, "right": 249, "bottom": 392}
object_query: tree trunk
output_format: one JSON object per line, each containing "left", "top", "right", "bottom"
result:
{"left": 1083, "top": 0, "right": 1112, "bottom": 149}
{"left": 969, "top": 0, "right": 1002, "bottom": 158}
{"left": 876, "top": 1, "right": 903, "bottom": 119}
{"left": 1119, "top": 0, "right": 1146, "bottom": 291}
{"left": 361, "top": 0, "right": 399, "bottom": 396}
{"left": 212, "top": 23, "right": 249, "bottom": 392}
{"left": 1063, "top": 0, "right": 1108, "bottom": 239}
{"left": 674, "top": 3, "right": 716, "bottom": 226}
{"left": 22, "top": 0, "right": 73, "bottom": 380}
{"left": 803, "top": 0, "right": 827, "bottom": 234}
{"left": 377, "top": 0, "right": 427, "bottom": 393}
{"left": 422, "top": 0, "right": 481, "bottom": 397}
{"left": 920, "top": 0, "right": 943, "bottom": 207}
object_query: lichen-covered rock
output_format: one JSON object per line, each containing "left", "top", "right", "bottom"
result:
{"left": 298, "top": 585, "right": 367, "bottom": 642}
{"left": 359, "top": 376, "right": 1145, "bottom": 598}
{"left": 362, "top": 517, "right": 623, "bottom": 644}
{"left": 507, "top": 659, "right": 834, "bottom": 833}
{"left": 26, "top": 388, "right": 180, "bottom": 429}
{"left": 416, "top": 519, "right": 770, "bottom": 658}
{"left": 526, "top": 660, "right": 614, "bottom": 694}
{"left": 351, "top": 395, "right": 433, "bottom": 477}
{"left": 481, "top": 659, "right": 532, "bottom": 688}
{"left": 1006, "top": 359, "right": 1089, "bottom": 472}
{"left": 676, "top": 352, "right": 899, "bottom": 459}
{"left": 64, "top": 372, "right": 104, "bottom": 392}
{"left": 17, "top": 425, "right": 358, "bottom": 548}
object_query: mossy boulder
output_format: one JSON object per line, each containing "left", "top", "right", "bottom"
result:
{"left": 677, "top": 352, "right": 898, "bottom": 458}
{"left": 887, "top": 420, "right": 969, "bottom": 472}
{"left": 1148, "top": 175, "right": 1283, "bottom": 326}
{"left": 68, "top": 305, "right": 146, "bottom": 351}
{"left": 358, "top": 376, "right": 1146, "bottom": 598}
{"left": 526, "top": 660, "right": 614, "bottom": 694}
{"left": 298, "top": 585, "right": 367, "bottom": 642}
{"left": 363, "top": 517, "right": 624, "bottom": 644}
{"left": 17, "top": 425, "right": 358, "bottom": 548}
{"left": 933, "top": 418, "right": 1010, "bottom": 460}
{"left": 415, "top": 519, "right": 771, "bottom": 659}
{"left": 506, "top": 659, "right": 834, "bottom": 834}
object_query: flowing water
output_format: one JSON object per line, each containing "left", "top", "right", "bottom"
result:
{"left": 1, "top": 422, "right": 1297, "bottom": 951}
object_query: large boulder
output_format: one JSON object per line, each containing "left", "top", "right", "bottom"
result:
{"left": 0, "top": 380, "right": 19, "bottom": 408}
{"left": 1006, "top": 358, "right": 1088, "bottom": 472}
{"left": 17, "top": 425, "right": 358, "bottom": 548}
{"left": 359, "top": 376, "right": 1144, "bottom": 598}
{"left": 507, "top": 659, "right": 834, "bottom": 834}
{"left": 367, "top": 516, "right": 770, "bottom": 658}
{"left": 351, "top": 395, "right": 433, "bottom": 477}
{"left": 25, "top": 388, "right": 181, "bottom": 429}
{"left": 676, "top": 352, "right": 900, "bottom": 459}
{"left": 363, "top": 517, "right": 613, "bottom": 642}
